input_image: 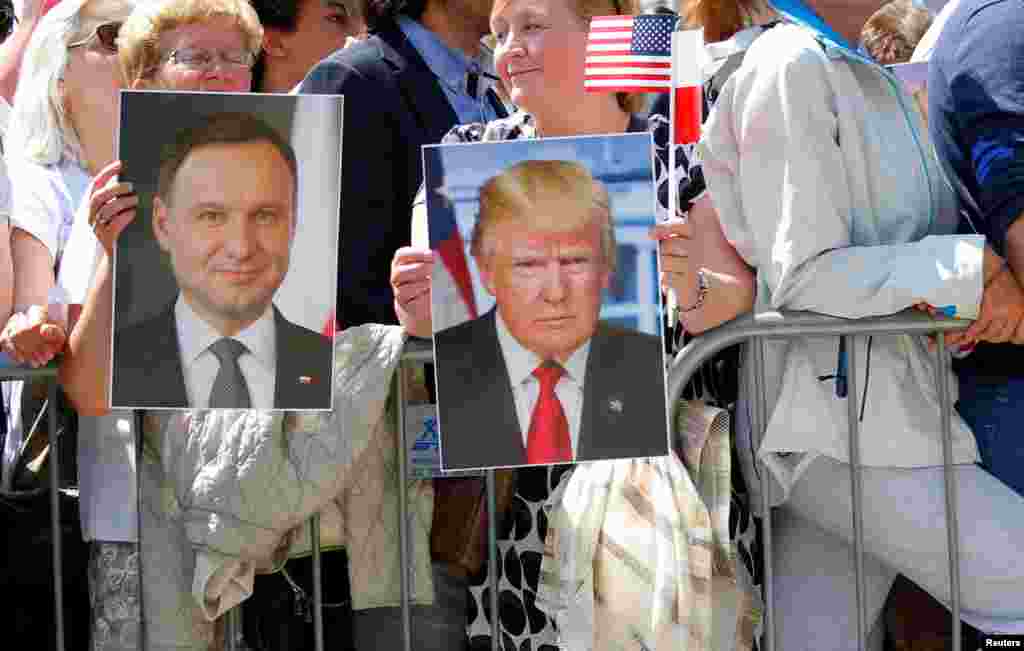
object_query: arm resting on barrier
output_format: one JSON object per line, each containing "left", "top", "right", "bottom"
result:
{"left": 3, "top": 228, "right": 65, "bottom": 367}
{"left": 651, "top": 195, "right": 756, "bottom": 334}
{"left": 667, "top": 309, "right": 973, "bottom": 404}
{"left": 10, "top": 205, "right": 58, "bottom": 314}
{"left": 956, "top": 257, "right": 1024, "bottom": 346}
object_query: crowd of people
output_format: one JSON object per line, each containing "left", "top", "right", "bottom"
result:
{"left": 1, "top": 0, "right": 1023, "bottom": 648}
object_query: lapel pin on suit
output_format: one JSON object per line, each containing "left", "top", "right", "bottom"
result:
{"left": 607, "top": 398, "right": 624, "bottom": 414}
{"left": 298, "top": 376, "right": 315, "bottom": 385}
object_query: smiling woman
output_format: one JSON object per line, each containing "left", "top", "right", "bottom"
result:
{"left": 488, "top": 0, "right": 643, "bottom": 136}
{"left": 388, "top": 0, "right": 761, "bottom": 644}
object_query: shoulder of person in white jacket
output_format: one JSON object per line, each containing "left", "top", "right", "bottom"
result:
{"left": 698, "top": 21, "right": 982, "bottom": 321}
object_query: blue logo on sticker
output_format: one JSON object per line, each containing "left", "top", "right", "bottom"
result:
{"left": 412, "top": 417, "right": 438, "bottom": 450}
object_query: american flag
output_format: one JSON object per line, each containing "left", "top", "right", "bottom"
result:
{"left": 584, "top": 14, "right": 678, "bottom": 93}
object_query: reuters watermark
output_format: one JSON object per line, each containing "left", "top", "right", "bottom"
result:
{"left": 982, "top": 636, "right": 1024, "bottom": 648}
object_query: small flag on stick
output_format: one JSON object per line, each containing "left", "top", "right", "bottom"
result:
{"left": 584, "top": 14, "right": 678, "bottom": 93}
{"left": 671, "top": 29, "right": 704, "bottom": 145}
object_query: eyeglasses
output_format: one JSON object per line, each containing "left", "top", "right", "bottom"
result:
{"left": 68, "top": 21, "right": 122, "bottom": 53}
{"left": 163, "top": 47, "right": 256, "bottom": 71}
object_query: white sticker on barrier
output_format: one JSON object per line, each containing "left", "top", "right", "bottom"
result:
{"left": 405, "top": 404, "right": 482, "bottom": 478}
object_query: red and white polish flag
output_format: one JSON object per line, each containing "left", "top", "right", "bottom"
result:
{"left": 671, "top": 29, "right": 704, "bottom": 145}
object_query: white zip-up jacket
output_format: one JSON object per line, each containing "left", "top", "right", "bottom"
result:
{"left": 139, "top": 325, "right": 435, "bottom": 650}
{"left": 698, "top": 22, "right": 982, "bottom": 505}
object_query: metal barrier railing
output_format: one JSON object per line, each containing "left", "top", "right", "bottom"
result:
{"left": 396, "top": 338, "right": 502, "bottom": 651}
{"left": 206, "top": 309, "right": 971, "bottom": 651}
{"left": 668, "top": 309, "right": 971, "bottom": 651}
{"left": 224, "top": 336, "right": 499, "bottom": 651}
{"left": 0, "top": 359, "right": 63, "bottom": 651}
{"left": 24, "top": 335, "right": 507, "bottom": 651}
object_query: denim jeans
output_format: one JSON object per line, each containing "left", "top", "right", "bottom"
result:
{"left": 956, "top": 374, "right": 1024, "bottom": 498}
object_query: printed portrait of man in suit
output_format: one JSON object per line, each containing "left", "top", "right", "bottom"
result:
{"left": 112, "top": 112, "right": 333, "bottom": 410}
{"left": 435, "top": 159, "right": 669, "bottom": 471}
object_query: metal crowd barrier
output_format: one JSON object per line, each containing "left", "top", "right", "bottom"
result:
{"left": 227, "top": 308, "right": 971, "bottom": 651}
{"left": 0, "top": 358, "right": 63, "bottom": 651}
{"left": 668, "top": 309, "right": 971, "bottom": 651}
{"left": 18, "top": 334, "right": 532, "bottom": 650}
{"left": 395, "top": 338, "right": 502, "bottom": 651}
{"left": 221, "top": 510, "right": 326, "bottom": 649}
{"left": 224, "top": 337, "right": 499, "bottom": 651}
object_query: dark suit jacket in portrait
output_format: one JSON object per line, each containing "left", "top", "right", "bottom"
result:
{"left": 435, "top": 309, "right": 670, "bottom": 471}
{"left": 298, "top": 18, "right": 506, "bottom": 329}
{"left": 112, "top": 304, "right": 334, "bottom": 410}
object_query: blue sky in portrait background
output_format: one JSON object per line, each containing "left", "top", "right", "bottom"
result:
{"left": 424, "top": 132, "right": 663, "bottom": 336}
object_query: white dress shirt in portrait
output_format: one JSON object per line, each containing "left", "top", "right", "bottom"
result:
{"left": 175, "top": 297, "right": 277, "bottom": 408}
{"left": 494, "top": 310, "right": 590, "bottom": 459}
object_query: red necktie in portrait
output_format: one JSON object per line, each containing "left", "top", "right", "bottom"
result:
{"left": 526, "top": 363, "right": 572, "bottom": 464}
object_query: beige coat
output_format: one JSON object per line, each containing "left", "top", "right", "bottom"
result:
{"left": 140, "top": 325, "right": 434, "bottom": 650}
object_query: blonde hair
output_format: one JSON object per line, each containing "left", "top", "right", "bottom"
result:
{"left": 118, "top": 0, "right": 262, "bottom": 85}
{"left": 861, "top": 0, "right": 932, "bottom": 65}
{"left": 681, "top": 0, "right": 769, "bottom": 43}
{"left": 6, "top": 0, "right": 135, "bottom": 166}
{"left": 471, "top": 159, "right": 617, "bottom": 272}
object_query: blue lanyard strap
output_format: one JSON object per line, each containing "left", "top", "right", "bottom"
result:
{"left": 768, "top": 0, "right": 937, "bottom": 232}
{"left": 768, "top": 0, "right": 878, "bottom": 66}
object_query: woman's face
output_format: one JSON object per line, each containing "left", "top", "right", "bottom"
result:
{"left": 490, "top": 0, "right": 590, "bottom": 115}
{"left": 62, "top": 7, "right": 133, "bottom": 123}
{"left": 139, "top": 15, "right": 253, "bottom": 92}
